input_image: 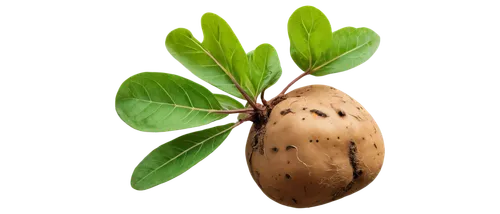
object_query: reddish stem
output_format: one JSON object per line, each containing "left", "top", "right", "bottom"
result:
{"left": 278, "top": 70, "right": 311, "bottom": 96}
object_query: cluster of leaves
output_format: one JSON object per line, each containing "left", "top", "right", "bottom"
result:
{"left": 115, "top": 6, "right": 380, "bottom": 190}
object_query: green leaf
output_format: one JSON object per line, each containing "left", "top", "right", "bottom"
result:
{"left": 285, "top": 3, "right": 382, "bottom": 77}
{"left": 247, "top": 44, "right": 282, "bottom": 99}
{"left": 131, "top": 123, "right": 235, "bottom": 190}
{"left": 311, "top": 27, "right": 380, "bottom": 76}
{"left": 285, "top": 3, "right": 333, "bottom": 72}
{"left": 214, "top": 94, "right": 244, "bottom": 110}
{"left": 166, "top": 13, "right": 254, "bottom": 99}
{"left": 115, "top": 72, "right": 227, "bottom": 132}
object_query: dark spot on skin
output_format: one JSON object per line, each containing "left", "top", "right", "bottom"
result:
{"left": 251, "top": 133, "right": 259, "bottom": 149}
{"left": 271, "top": 147, "right": 279, "bottom": 152}
{"left": 346, "top": 126, "right": 349, "bottom": 129}
{"left": 303, "top": 107, "right": 307, "bottom": 110}
{"left": 310, "top": 109, "right": 328, "bottom": 117}
{"left": 251, "top": 128, "right": 266, "bottom": 155}
{"left": 286, "top": 145, "right": 294, "bottom": 151}
{"left": 343, "top": 182, "right": 355, "bottom": 193}
{"left": 316, "top": 140, "right": 319, "bottom": 143}
{"left": 374, "top": 144, "right": 378, "bottom": 149}
{"left": 287, "top": 161, "right": 290, "bottom": 164}
{"left": 362, "top": 137, "right": 365, "bottom": 140}
{"left": 357, "top": 107, "right": 361, "bottom": 110}
{"left": 273, "top": 122, "right": 277, "bottom": 125}
{"left": 337, "top": 136, "right": 340, "bottom": 140}
{"left": 285, "top": 174, "right": 291, "bottom": 180}
{"left": 255, "top": 171, "right": 260, "bottom": 178}
{"left": 292, "top": 198, "right": 298, "bottom": 204}
{"left": 327, "top": 138, "right": 330, "bottom": 140}
{"left": 280, "top": 108, "right": 293, "bottom": 116}
{"left": 349, "top": 113, "right": 362, "bottom": 121}
{"left": 296, "top": 95, "right": 301, "bottom": 97}
{"left": 309, "top": 140, "right": 313, "bottom": 143}
{"left": 348, "top": 141, "right": 362, "bottom": 179}
{"left": 302, "top": 118, "right": 305, "bottom": 120}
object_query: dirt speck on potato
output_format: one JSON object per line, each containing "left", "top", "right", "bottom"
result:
{"left": 349, "top": 113, "right": 362, "bottom": 121}
{"left": 310, "top": 109, "right": 328, "bottom": 117}
{"left": 271, "top": 96, "right": 286, "bottom": 106}
{"left": 280, "top": 108, "right": 293, "bottom": 116}
{"left": 348, "top": 141, "right": 362, "bottom": 179}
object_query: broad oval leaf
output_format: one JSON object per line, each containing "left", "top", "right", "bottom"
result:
{"left": 311, "top": 27, "right": 380, "bottom": 76}
{"left": 247, "top": 44, "right": 282, "bottom": 99}
{"left": 166, "top": 13, "right": 254, "bottom": 99}
{"left": 131, "top": 123, "right": 235, "bottom": 190}
{"left": 288, "top": 6, "right": 333, "bottom": 71}
{"left": 115, "top": 72, "right": 227, "bottom": 132}
{"left": 214, "top": 94, "right": 244, "bottom": 110}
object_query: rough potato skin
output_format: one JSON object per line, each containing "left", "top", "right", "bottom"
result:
{"left": 245, "top": 85, "right": 384, "bottom": 208}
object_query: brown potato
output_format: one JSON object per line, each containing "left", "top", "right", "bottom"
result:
{"left": 246, "top": 85, "right": 385, "bottom": 208}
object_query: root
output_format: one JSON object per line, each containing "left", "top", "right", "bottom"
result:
{"left": 287, "top": 145, "right": 313, "bottom": 176}
{"left": 348, "top": 141, "right": 362, "bottom": 179}
{"left": 323, "top": 153, "right": 344, "bottom": 172}
{"left": 319, "top": 173, "right": 349, "bottom": 188}
{"left": 359, "top": 156, "right": 378, "bottom": 180}
{"left": 320, "top": 155, "right": 350, "bottom": 188}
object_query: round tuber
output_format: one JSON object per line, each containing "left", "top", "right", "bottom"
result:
{"left": 245, "top": 85, "right": 385, "bottom": 208}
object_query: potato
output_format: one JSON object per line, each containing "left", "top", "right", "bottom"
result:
{"left": 245, "top": 85, "right": 385, "bottom": 208}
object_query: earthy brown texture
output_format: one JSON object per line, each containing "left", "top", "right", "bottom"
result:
{"left": 245, "top": 85, "right": 384, "bottom": 208}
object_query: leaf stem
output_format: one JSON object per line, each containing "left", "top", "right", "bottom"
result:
{"left": 261, "top": 88, "right": 268, "bottom": 107}
{"left": 236, "top": 114, "right": 253, "bottom": 126}
{"left": 278, "top": 70, "right": 311, "bottom": 96}
{"left": 229, "top": 76, "right": 261, "bottom": 111}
